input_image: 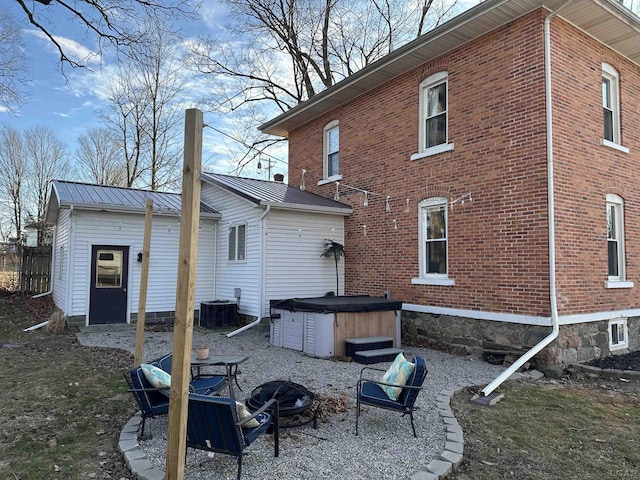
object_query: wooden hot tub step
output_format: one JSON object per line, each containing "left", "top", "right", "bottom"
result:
{"left": 353, "top": 347, "right": 403, "bottom": 364}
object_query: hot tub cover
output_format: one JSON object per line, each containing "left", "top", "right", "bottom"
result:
{"left": 270, "top": 295, "right": 402, "bottom": 314}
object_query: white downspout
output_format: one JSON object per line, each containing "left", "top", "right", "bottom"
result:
{"left": 227, "top": 205, "right": 271, "bottom": 337}
{"left": 482, "top": 1, "right": 573, "bottom": 396}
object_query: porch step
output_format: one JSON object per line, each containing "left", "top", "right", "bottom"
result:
{"left": 353, "top": 347, "right": 404, "bottom": 365}
{"left": 345, "top": 336, "right": 393, "bottom": 359}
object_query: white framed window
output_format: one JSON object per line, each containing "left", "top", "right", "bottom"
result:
{"left": 323, "top": 120, "right": 340, "bottom": 180}
{"left": 412, "top": 197, "right": 454, "bottom": 286}
{"left": 228, "top": 224, "right": 246, "bottom": 262}
{"left": 411, "top": 72, "right": 454, "bottom": 160}
{"left": 609, "top": 318, "right": 628, "bottom": 351}
{"left": 606, "top": 194, "right": 631, "bottom": 288}
{"left": 601, "top": 63, "right": 627, "bottom": 153}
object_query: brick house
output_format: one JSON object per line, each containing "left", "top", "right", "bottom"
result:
{"left": 260, "top": 0, "right": 640, "bottom": 372}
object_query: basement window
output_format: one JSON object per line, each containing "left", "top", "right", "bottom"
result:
{"left": 609, "top": 318, "right": 628, "bottom": 351}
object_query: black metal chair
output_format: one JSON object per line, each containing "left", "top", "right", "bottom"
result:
{"left": 123, "top": 353, "right": 227, "bottom": 438}
{"left": 186, "top": 393, "right": 279, "bottom": 480}
{"left": 355, "top": 354, "right": 428, "bottom": 437}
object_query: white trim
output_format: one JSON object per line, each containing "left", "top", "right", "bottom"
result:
{"left": 609, "top": 318, "right": 628, "bottom": 350}
{"left": 606, "top": 194, "right": 626, "bottom": 282}
{"left": 410, "top": 143, "right": 455, "bottom": 160}
{"left": 605, "top": 280, "right": 634, "bottom": 289}
{"left": 402, "top": 303, "right": 552, "bottom": 326}
{"left": 418, "top": 197, "right": 449, "bottom": 278}
{"left": 418, "top": 71, "right": 449, "bottom": 154}
{"left": 317, "top": 174, "right": 342, "bottom": 186}
{"left": 601, "top": 63, "right": 621, "bottom": 145}
{"left": 600, "top": 138, "right": 629, "bottom": 153}
{"left": 403, "top": 303, "right": 640, "bottom": 327}
{"left": 323, "top": 120, "right": 340, "bottom": 179}
{"left": 411, "top": 277, "right": 455, "bottom": 286}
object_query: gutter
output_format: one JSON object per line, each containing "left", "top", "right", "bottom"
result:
{"left": 482, "top": 1, "right": 573, "bottom": 396}
{"left": 227, "top": 205, "right": 271, "bottom": 337}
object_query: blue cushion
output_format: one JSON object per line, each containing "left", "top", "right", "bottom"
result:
{"left": 128, "top": 366, "right": 170, "bottom": 416}
{"left": 360, "top": 381, "right": 406, "bottom": 410}
{"left": 190, "top": 375, "right": 227, "bottom": 395}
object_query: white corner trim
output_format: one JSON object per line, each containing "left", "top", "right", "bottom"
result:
{"left": 605, "top": 280, "right": 634, "bottom": 289}
{"left": 410, "top": 143, "right": 454, "bottom": 161}
{"left": 600, "top": 139, "right": 630, "bottom": 154}
{"left": 411, "top": 277, "right": 455, "bottom": 286}
{"left": 318, "top": 174, "right": 342, "bottom": 186}
{"left": 402, "top": 303, "right": 552, "bottom": 326}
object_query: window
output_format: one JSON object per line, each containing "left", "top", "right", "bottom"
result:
{"left": 601, "top": 63, "right": 627, "bottom": 152}
{"left": 609, "top": 318, "right": 628, "bottom": 351}
{"left": 412, "top": 72, "right": 454, "bottom": 160}
{"left": 228, "top": 224, "right": 246, "bottom": 261}
{"left": 323, "top": 120, "right": 340, "bottom": 180}
{"left": 607, "top": 194, "right": 627, "bottom": 284}
{"left": 95, "top": 250, "right": 122, "bottom": 287}
{"left": 412, "top": 197, "right": 454, "bottom": 286}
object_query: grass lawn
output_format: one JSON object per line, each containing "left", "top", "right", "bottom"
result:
{"left": 449, "top": 380, "right": 640, "bottom": 480}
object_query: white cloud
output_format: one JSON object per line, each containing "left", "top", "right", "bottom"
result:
{"left": 25, "top": 30, "right": 101, "bottom": 65}
{"left": 197, "top": 3, "right": 230, "bottom": 32}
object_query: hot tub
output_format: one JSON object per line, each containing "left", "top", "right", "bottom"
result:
{"left": 269, "top": 296, "right": 403, "bottom": 358}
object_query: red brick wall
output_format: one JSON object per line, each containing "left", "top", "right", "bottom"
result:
{"left": 551, "top": 19, "right": 640, "bottom": 315}
{"left": 287, "top": 9, "right": 639, "bottom": 318}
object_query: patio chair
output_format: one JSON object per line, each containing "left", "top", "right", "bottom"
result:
{"left": 123, "top": 353, "right": 227, "bottom": 438}
{"left": 186, "top": 393, "right": 280, "bottom": 480}
{"left": 355, "top": 354, "right": 427, "bottom": 437}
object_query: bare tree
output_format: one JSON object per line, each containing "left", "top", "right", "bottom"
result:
{"left": 102, "top": 23, "right": 187, "bottom": 190}
{"left": 0, "top": 10, "right": 28, "bottom": 112}
{"left": 13, "top": 0, "right": 195, "bottom": 70}
{"left": 23, "top": 125, "right": 68, "bottom": 244}
{"left": 188, "top": 0, "right": 457, "bottom": 170}
{"left": 0, "top": 126, "right": 26, "bottom": 239}
{"left": 76, "top": 128, "right": 127, "bottom": 186}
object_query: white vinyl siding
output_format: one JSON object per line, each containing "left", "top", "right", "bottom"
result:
{"left": 67, "top": 210, "right": 215, "bottom": 318}
{"left": 202, "top": 182, "right": 347, "bottom": 319}
{"left": 265, "top": 209, "right": 345, "bottom": 304}
{"left": 202, "top": 183, "right": 262, "bottom": 317}
{"left": 52, "top": 209, "right": 71, "bottom": 314}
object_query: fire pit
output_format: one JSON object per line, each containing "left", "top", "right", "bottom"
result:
{"left": 246, "top": 380, "right": 318, "bottom": 428}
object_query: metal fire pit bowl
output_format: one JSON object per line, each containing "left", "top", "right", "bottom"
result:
{"left": 246, "top": 380, "right": 318, "bottom": 428}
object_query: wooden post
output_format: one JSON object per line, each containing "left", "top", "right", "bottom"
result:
{"left": 165, "top": 108, "right": 203, "bottom": 480}
{"left": 134, "top": 199, "right": 154, "bottom": 367}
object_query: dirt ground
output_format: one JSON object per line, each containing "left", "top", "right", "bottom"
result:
{"left": 0, "top": 293, "right": 136, "bottom": 479}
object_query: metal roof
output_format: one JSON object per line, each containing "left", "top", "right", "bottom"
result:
{"left": 260, "top": 0, "right": 640, "bottom": 137}
{"left": 45, "top": 180, "right": 220, "bottom": 224}
{"left": 201, "top": 173, "right": 353, "bottom": 215}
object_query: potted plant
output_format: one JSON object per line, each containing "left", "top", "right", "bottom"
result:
{"left": 321, "top": 239, "right": 347, "bottom": 296}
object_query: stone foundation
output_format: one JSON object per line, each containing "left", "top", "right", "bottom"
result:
{"left": 401, "top": 311, "right": 640, "bottom": 366}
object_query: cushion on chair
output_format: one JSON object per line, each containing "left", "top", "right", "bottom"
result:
{"left": 141, "top": 363, "right": 171, "bottom": 389}
{"left": 235, "top": 401, "right": 260, "bottom": 428}
{"left": 379, "top": 353, "right": 415, "bottom": 401}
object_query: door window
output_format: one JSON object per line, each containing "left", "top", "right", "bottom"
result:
{"left": 96, "top": 250, "right": 123, "bottom": 288}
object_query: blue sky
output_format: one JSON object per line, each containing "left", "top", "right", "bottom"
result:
{"left": 0, "top": 1, "right": 265, "bottom": 179}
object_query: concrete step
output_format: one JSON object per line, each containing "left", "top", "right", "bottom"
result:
{"left": 353, "top": 347, "right": 403, "bottom": 365}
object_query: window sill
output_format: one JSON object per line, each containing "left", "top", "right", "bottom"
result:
{"left": 600, "top": 139, "right": 629, "bottom": 154}
{"left": 610, "top": 343, "right": 629, "bottom": 351}
{"left": 605, "top": 280, "right": 633, "bottom": 289}
{"left": 410, "top": 143, "right": 454, "bottom": 161}
{"left": 411, "top": 277, "right": 455, "bottom": 286}
{"left": 318, "top": 174, "right": 342, "bottom": 186}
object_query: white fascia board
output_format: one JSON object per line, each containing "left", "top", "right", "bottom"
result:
{"left": 58, "top": 203, "right": 221, "bottom": 220}
{"left": 260, "top": 201, "right": 353, "bottom": 216}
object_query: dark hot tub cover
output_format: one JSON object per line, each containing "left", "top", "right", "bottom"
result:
{"left": 270, "top": 295, "right": 402, "bottom": 314}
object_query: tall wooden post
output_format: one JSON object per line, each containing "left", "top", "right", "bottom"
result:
{"left": 134, "top": 199, "right": 153, "bottom": 367}
{"left": 165, "top": 109, "right": 203, "bottom": 480}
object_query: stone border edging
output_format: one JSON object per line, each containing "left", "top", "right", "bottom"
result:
{"left": 119, "top": 388, "right": 468, "bottom": 480}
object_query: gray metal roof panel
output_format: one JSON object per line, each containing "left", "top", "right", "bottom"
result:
{"left": 260, "top": 0, "right": 640, "bottom": 137}
{"left": 202, "top": 173, "right": 353, "bottom": 214}
{"left": 50, "top": 180, "right": 219, "bottom": 216}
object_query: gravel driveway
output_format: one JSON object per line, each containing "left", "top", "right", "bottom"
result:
{"left": 77, "top": 326, "right": 507, "bottom": 480}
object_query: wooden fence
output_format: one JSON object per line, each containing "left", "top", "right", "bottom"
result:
{"left": 19, "top": 246, "right": 52, "bottom": 294}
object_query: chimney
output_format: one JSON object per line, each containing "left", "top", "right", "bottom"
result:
{"left": 274, "top": 173, "right": 284, "bottom": 183}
